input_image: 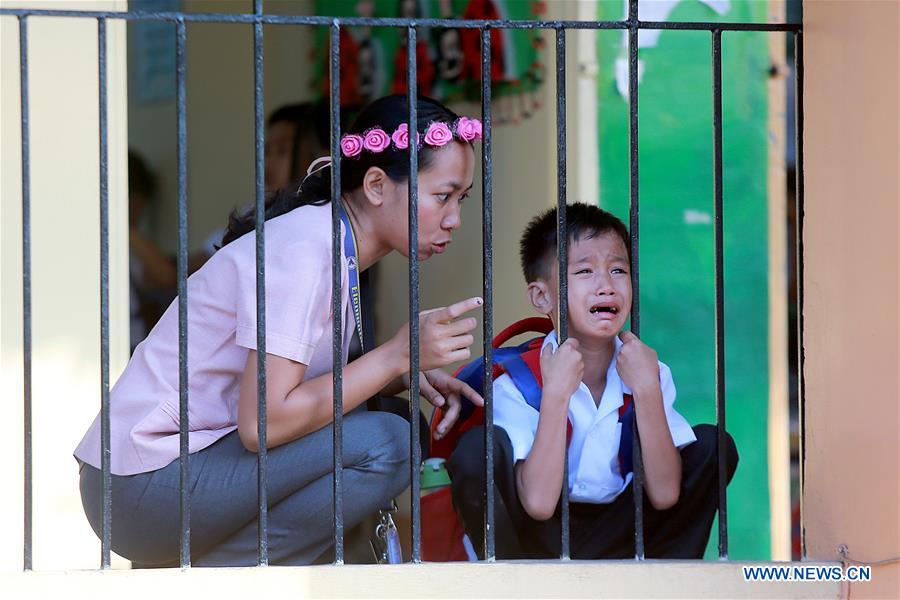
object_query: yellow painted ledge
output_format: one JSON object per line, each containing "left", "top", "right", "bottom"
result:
{"left": 4, "top": 560, "right": 840, "bottom": 599}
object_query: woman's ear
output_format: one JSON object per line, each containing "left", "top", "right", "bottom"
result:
{"left": 527, "top": 280, "right": 554, "bottom": 316}
{"left": 362, "top": 166, "right": 387, "bottom": 207}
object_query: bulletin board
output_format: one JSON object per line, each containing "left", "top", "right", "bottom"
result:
{"left": 596, "top": 0, "right": 773, "bottom": 560}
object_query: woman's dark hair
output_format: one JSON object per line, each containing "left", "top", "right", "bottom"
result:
{"left": 221, "top": 95, "right": 466, "bottom": 247}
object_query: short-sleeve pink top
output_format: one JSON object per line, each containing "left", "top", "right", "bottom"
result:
{"left": 74, "top": 203, "right": 355, "bottom": 475}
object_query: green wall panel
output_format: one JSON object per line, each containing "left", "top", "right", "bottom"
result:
{"left": 596, "top": 0, "right": 771, "bottom": 560}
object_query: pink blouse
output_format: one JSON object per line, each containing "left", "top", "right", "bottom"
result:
{"left": 74, "top": 203, "right": 355, "bottom": 475}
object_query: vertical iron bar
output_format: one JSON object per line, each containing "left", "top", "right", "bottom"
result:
{"left": 627, "top": 0, "right": 646, "bottom": 560}
{"left": 19, "top": 15, "right": 32, "bottom": 573}
{"left": 712, "top": 28, "right": 728, "bottom": 559}
{"left": 98, "top": 17, "right": 112, "bottom": 571}
{"left": 793, "top": 29, "right": 806, "bottom": 560}
{"left": 407, "top": 23, "right": 422, "bottom": 564}
{"left": 329, "top": 21, "right": 345, "bottom": 565}
{"left": 555, "top": 26, "right": 570, "bottom": 561}
{"left": 480, "top": 25, "right": 495, "bottom": 562}
{"left": 175, "top": 17, "right": 191, "bottom": 569}
{"left": 253, "top": 0, "right": 268, "bottom": 567}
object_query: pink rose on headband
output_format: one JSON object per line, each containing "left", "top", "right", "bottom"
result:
{"left": 340, "top": 134, "right": 364, "bottom": 157}
{"left": 456, "top": 117, "right": 482, "bottom": 141}
{"left": 392, "top": 123, "right": 410, "bottom": 149}
{"left": 424, "top": 122, "right": 453, "bottom": 147}
{"left": 363, "top": 128, "right": 390, "bottom": 152}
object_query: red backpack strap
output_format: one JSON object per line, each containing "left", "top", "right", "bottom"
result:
{"left": 499, "top": 347, "right": 543, "bottom": 411}
{"left": 431, "top": 319, "right": 551, "bottom": 459}
{"left": 492, "top": 317, "right": 553, "bottom": 349}
{"left": 618, "top": 393, "right": 633, "bottom": 418}
{"left": 501, "top": 345, "right": 574, "bottom": 445}
{"left": 617, "top": 393, "right": 635, "bottom": 476}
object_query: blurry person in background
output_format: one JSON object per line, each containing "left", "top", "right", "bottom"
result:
{"left": 128, "top": 150, "right": 176, "bottom": 352}
{"left": 264, "top": 102, "right": 331, "bottom": 193}
{"left": 129, "top": 102, "right": 341, "bottom": 349}
{"left": 192, "top": 101, "right": 335, "bottom": 268}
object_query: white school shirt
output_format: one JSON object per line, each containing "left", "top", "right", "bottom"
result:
{"left": 492, "top": 331, "right": 697, "bottom": 504}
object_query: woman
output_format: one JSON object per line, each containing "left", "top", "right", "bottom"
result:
{"left": 75, "top": 95, "right": 484, "bottom": 566}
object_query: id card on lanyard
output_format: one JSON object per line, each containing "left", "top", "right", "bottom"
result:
{"left": 341, "top": 207, "right": 365, "bottom": 352}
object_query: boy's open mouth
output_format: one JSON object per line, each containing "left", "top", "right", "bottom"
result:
{"left": 589, "top": 305, "right": 619, "bottom": 315}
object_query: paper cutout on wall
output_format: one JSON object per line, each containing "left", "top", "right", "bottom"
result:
{"left": 614, "top": 0, "right": 731, "bottom": 98}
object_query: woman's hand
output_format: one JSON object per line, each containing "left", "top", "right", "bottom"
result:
{"left": 388, "top": 296, "right": 483, "bottom": 372}
{"left": 405, "top": 368, "right": 484, "bottom": 440}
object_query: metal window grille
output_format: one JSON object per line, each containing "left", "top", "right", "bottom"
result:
{"left": 2, "top": 0, "right": 804, "bottom": 569}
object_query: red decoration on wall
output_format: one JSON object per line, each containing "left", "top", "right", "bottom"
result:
{"left": 459, "top": 0, "right": 505, "bottom": 83}
{"left": 392, "top": 40, "right": 437, "bottom": 97}
{"left": 321, "top": 29, "right": 364, "bottom": 107}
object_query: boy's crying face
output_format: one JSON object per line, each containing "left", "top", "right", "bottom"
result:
{"left": 529, "top": 231, "right": 632, "bottom": 341}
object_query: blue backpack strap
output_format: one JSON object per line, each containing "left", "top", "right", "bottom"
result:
{"left": 618, "top": 394, "right": 635, "bottom": 477}
{"left": 499, "top": 352, "right": 543, "bottom": 412}
{"left": 501, "top": 344, "right": 575, "bottom": 445}
{"left": 453, "top": 342, "right": 542, "bottom": 423}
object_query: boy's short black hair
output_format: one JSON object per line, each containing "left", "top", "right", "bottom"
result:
{"left": 519, "top": 203, "right": 631, "bottom": 283}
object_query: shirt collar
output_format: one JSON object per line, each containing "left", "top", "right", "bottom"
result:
{"left": 541, "top": 331, "right": 632, "bottom": 418}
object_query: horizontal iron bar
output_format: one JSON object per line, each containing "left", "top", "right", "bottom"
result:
{"left": 0, "top": 9, "right": 802, "bottom": 31}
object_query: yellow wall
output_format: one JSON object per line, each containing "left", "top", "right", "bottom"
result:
{"left": 802, "top": 1, "right": 900, "bottom": 598}
{"left": 0, "top": 561, "right": 840, "bottom": 599}
{"left": 0, "top": 0, "right": 130, "bottom": 570}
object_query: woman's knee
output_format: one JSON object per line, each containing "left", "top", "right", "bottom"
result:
{"left": 354, "top": 411, "right": 412, "bottom": 470}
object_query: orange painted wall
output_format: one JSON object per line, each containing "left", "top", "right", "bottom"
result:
{"left": 802, "top": 1, "right": 900, "bottom": 598}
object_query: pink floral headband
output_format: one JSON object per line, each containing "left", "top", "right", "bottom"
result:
{"left": 340, "top": 117, "right": 483, "bottom": 158}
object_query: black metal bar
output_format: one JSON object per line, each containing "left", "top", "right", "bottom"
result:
{"left": 712, "top": 28, "right": 728, "bottom": 559}
{"left": 627, "top": 0, "right": 646, "bottom": 561}
{"left": 793, "top": 29, "right": 806, "bottom": 560}
{"left": 555, "top": 26, "right": 570, "bottom": 562}
{"left": 97, "top": 17, "right": 112, "bottom": 571}
{"left": 175, "top": 17, "right": 191, "bottom": 569}
{"left": 0, "top": 8, "right": 802, "bottom": 31}
{"left": 633, "top": 21, "right": 799, "bottom": 32}
{"left": 407, "top": 24, "right": 422, "bottom": 564}
{"left": 253, "top": 0, "right": 268, "bottom": 567}
{"left": 329, "top": 21, "right": 345, "bottom": 566}
{"left": 480, "top": 25, "right": 495, "bottom": 563}
{"left": 19, "top": 15, "right": 32, "bottom": 573}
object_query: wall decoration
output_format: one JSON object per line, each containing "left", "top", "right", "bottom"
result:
{"left": 312, "top": 0, "right": 546, "bottom": 124}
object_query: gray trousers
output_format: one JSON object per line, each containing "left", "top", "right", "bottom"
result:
{"left": 79, "top": 411, "right": 411, "bottom": 566}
